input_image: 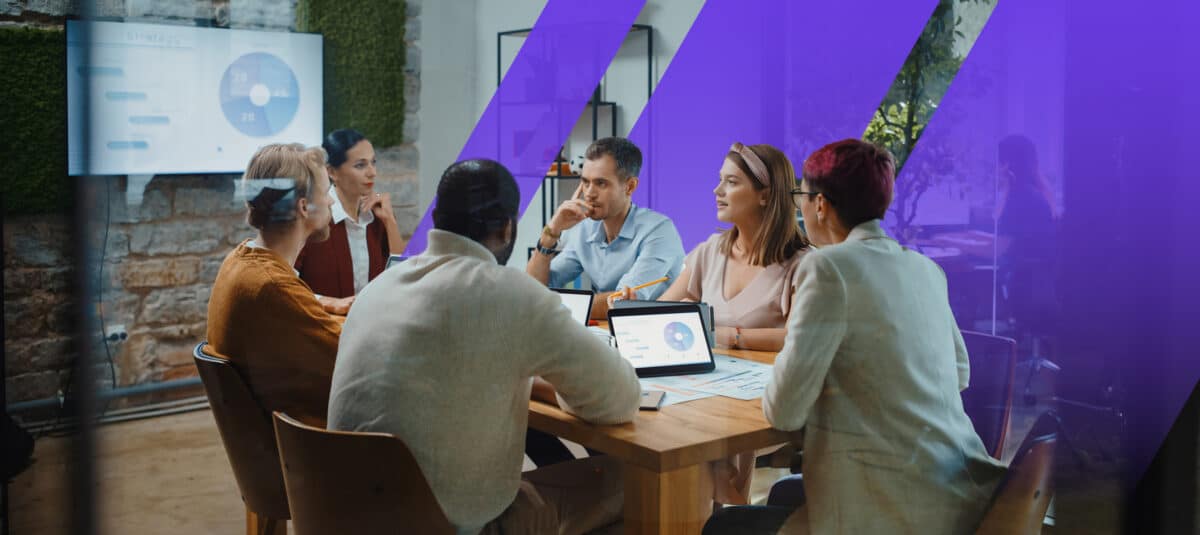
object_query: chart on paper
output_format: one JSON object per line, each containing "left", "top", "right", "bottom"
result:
{"left": 638, "top": 354, "right": 773, "bottom": 406}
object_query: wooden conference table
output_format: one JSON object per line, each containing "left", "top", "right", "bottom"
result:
{"left": 333, "top": 313, "right": 790, "bottom": 534}
{"left": 529, "top": 343, "right": 791, "bottom": 535}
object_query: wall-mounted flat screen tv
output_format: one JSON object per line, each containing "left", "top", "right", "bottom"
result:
{"left": 67, "top": 20, "right": 323, "bottom": 175}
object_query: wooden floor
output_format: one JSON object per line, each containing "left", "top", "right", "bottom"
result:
{"left": 10, "top": 409, "right": 245, "bottom": 535}
{"left": 8, "top": 407, "right": 789, "bottom": 535}
{"left": 7, "top": 400, "right": 1125, "bottom": 534}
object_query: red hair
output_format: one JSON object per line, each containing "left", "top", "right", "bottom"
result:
{"left": 801, "top": 139, "right": 895, "bottom": 228}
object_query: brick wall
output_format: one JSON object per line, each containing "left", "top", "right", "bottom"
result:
{"left": 3, "top": 0, "right": 422, "bottom": 408}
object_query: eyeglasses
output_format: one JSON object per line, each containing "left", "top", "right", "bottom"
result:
{"left": 790, "top": 187, "right": 819, "bottom": 204}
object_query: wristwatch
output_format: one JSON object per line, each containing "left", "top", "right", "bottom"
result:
{"left": 536, "top": 238, "right": 560, "bottom": 256}
{"left": 537, "top": 225, "right": 562, "bottom": 256}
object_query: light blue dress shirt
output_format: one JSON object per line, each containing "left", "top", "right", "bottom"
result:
{"left": 549, "top": 204, "right": 685, "bottom": 300}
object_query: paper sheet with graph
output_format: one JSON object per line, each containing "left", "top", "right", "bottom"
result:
{"left": 638, "top": 354, "right": 774, "bottom": 406}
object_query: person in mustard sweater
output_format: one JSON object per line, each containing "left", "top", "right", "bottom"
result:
{"left": 207, "top": 143, "right": 343, "bottom": 425}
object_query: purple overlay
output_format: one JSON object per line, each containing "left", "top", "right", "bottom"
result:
{"left": 902, "top": 0, "right": 1200, "bottom": 497}
{"left": 405, "top": 0, "right": 646, "bottom": 253}
{"left": 410, "top": 0, "right": 1200, "bottom": 514}
{"left": 626, "top": 0, "right": 937, "bottom": 249}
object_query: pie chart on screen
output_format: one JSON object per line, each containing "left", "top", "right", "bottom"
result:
{"left": 219, "top": 52, "right": 300, "bottom": 137}
{"left": 663, "top": 322, "right": 695, "bottom": 351}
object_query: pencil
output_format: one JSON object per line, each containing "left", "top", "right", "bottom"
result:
{"left": 629, "top": 276, "right": 670, "bottom": 292}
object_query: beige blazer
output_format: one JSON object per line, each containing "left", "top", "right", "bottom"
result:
{"left": 765, "top": 220, "right": 1006, "bottom": 534}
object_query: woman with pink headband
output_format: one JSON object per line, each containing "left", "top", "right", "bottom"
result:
{"left": 611, "top": 142, "right": 810, "bottom": 505}
{"left": 615, "top": 142, "right": 809, "bottom": 352}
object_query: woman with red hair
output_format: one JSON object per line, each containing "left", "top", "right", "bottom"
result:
{"left": 704, "top": 139, "right": 1006, "bottom": 534}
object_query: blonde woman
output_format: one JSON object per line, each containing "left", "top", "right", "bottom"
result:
{"left": 611, "top": 142, "right": 809, "bottom": 352}
{"left": 611, "top": 142, "right": 810, "bottom": 505}
{"left": 208, "top": 144, "right": 342, "bottom": 424}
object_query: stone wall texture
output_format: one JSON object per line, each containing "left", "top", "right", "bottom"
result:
{"left": 4, "top": 0, "right": 422, "bottom": 408}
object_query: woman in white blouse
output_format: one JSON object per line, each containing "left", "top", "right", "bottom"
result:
{"left": 296, "top": 129, "right": 408, "bottom": 313}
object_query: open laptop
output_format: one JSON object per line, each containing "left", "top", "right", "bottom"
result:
{"left": 550, "top": 288, "right": 594, "bottom": 326}
{"left": 612, "top": 299, "right": 717, "bottom": 349}
{"left": 608, "top": 303, "right": 716, "bottom": 377}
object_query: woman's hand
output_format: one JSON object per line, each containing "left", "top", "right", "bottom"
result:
{"left": 319, "top": 295, "right": 355, "bottom": 315}
{"left": 605, "top": 286, "right": 638, "bottom": 308}
{"left": 715, "top": 326, "right": 736, "bottom": 348}
{"left": 364, "top": 192, "right": 396, "bottom": 223}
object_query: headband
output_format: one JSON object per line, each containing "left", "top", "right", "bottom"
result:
{"left": 731, "top": 142, "right": 769, "bottom": 187}
{"left": 241, "top": 178, "right": 301, "bottom": 223}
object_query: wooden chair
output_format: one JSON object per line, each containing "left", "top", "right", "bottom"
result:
{"left": 976, "top": 411, "right": 1058, "bottom": 534}
{"left": 193, "top": 342, "right": 289, "bottom": 535}
{"left": 961, "top": 331, "right": 1018, "bottom": 459}
{"left": 272, "top": 412, "right": 454, "bottom": 535}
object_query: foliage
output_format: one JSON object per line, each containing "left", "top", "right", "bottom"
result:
{"left": 0, "top": 27, "right": 71, "bottom": 215}
{"left": 296, "top": 0, "right": 408, "bottom": 146}
{"left": 864, "top": 0, "right": 993, "bottom": 238}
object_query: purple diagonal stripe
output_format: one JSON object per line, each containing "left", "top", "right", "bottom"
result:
{"left": 893, "top": 0, "right": 1200, "bottom": 487}
{"left": 406, "top": 0, "right": 645, "bottom": 253}
{"left": 1061, "top": 0, "right": 1200, "bottom": 485}
{"left": 626, "top": 0, "right": 936, "bottom": 250}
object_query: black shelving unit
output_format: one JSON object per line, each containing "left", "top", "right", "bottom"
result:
{"left": 498, "top": 24, "right": 654, "bottom": 242}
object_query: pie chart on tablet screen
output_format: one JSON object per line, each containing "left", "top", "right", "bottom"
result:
{"left": 663, "top": 322, "right": 696, "bottom": 351}
{"left": 220, "top": 52, "right": 300, "bottom": 137}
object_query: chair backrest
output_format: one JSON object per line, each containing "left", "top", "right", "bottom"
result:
{"left": 273, "top": 412, "right": 454, "bottom": 535}
{"left": 961, "top": 331, "right": 1018, "bottom": 459}
{"left": 975, "top": 411, "right": 1058, "bottom": 535}
{"left": 192, "top": 342, "right": 291, "bottom": 519}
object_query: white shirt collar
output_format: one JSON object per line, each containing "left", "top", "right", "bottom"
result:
{"left": 329, "top": 186, "right": 376, "bottom": 227}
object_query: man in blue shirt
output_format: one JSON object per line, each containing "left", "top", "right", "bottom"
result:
{"left": 527, "top": 137, "right": 685, "bottom": 319}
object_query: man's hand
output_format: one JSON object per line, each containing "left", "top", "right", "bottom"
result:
{"left": 318, "top": 295, "right": 355, "bottom": 315}
{"left": 545, "top": 183, "right": 592, "bottom": 241}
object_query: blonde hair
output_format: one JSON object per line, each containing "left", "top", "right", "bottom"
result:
{"left": 242, "top": 143, "right": 327, "bottom": 230}
{"left": 720, "top": 143, "right": 808, "bottom": 266}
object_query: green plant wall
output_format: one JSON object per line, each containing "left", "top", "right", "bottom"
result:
{"left": 297, "top": 0, "right": 407, "bottom": 147}
{"left": 0, "top": 27, "right": 70, "bottom": 215}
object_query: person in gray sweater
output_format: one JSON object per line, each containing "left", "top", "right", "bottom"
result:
{"left": 328, "top": 159, "right": 642, "bottom": 535}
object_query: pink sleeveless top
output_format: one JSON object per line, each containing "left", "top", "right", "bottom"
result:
{"left": 682, "top": 233, "right": 807, "bottom": 329}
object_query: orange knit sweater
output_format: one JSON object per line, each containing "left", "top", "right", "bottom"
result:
{"left": 207, "top": 240, "right": 342, "bottom": 424}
